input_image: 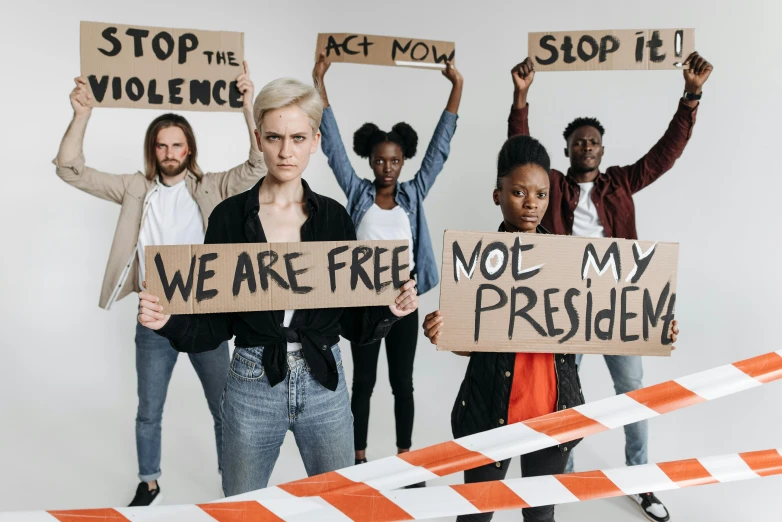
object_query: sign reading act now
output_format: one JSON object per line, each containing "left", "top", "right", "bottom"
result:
{"left": 145, "top": 240, "right": 410, "bottom": 314}
{"left": 437, "top": 231, "right": 678, "bottom": 356}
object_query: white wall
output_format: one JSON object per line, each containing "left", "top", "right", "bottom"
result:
{"left": 2, "top": 0, "right": 781, "bottom": 520}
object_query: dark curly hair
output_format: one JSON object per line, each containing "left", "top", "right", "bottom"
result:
{"left": 496, "top": 135, "right": 550, "bottom": 189}
{"left": 562, "top": 117, "right": 605, "bottom": 142}
{"left": 353, "top": 122, "right": 418, "bottom": 159}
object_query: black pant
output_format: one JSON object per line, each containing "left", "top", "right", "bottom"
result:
{"left": 456, "top": 446, "right": 568, "bottom": 522}
{"left": 350, "top": 309, "right": 418, "bottom": 451}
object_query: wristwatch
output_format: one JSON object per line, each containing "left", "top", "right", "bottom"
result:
{"left": 683, "top": 91, "right": 702, "bottom": 101}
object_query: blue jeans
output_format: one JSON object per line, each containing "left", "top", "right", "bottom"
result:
{"left": 135, "top": 322, "right": 228, "bottom": 482}
{"left": 221, "top": 345, "right": 354, "bottom": 496}
{"left": 565, "top": 354, "right": 647, "bottom": 473}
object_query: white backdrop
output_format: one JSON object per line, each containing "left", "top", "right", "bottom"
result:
{"left": 2, "top": 0, "right": 781, "bottom": 520}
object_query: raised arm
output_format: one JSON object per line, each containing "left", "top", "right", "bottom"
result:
{"left": 312, "top": 52, "right": 364, "bottom": 201}
{"left": 621, "top": 52, "right": 713, "bottom": 194}
{"left": 405, "top": 61, "right": 462, "bottom": 200}
{"left": 508, "top": 57, "right": 534, "bottom": 138}
{"left": 54, "top": 77, "right": 131, "bottom": 204}
{"left": 208, "top": 61, "right": 267, "bottom": 198}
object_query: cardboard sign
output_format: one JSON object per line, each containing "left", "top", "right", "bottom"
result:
{"left": 80, "top": 21, "right": 244, "bottom": 111}
{"left": 529, "top": 28, "right": 694, "bottom": 71}
{"left": 145, "top": 240, "right": 410, "bottom": 314}
{"left": 437, "top": 231, "right": 679, "bottom": 356}
{"left": 315, "top": 33, "right": 455, "bottom": 69}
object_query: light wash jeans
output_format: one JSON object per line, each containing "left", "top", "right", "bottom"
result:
{"left": 135, "top": 322, "right": 228, "bottom": 482}
{"left": 221, "top": 345, "right": 354, "bottom": 496}
{"left": 565, "top": 354, "right": 647, "bottom": 473}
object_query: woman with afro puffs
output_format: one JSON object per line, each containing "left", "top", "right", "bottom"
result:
{"left": 313, "top": 52, "right": 463, "bottom": 477}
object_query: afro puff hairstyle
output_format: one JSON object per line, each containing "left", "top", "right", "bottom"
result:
{"left": 353, "top": 122, "right": 418, "bottom": 159}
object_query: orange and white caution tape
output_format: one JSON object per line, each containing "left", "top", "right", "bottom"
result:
{"left": 8, "top": 448, "right": 782, "bottom": 521}
{"left": 3, "top": 350, "right": 782, "bottom": 522}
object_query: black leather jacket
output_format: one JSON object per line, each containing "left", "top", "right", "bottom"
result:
{"left": 450, "top": 224, "right": 585, "bottom": 465}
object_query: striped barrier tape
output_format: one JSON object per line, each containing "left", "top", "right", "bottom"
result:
{"left": 3, "top": 349, "right": 782, "bottom": 521}
{"left": 10, "top": 448, "right": 782, "bottom": 521}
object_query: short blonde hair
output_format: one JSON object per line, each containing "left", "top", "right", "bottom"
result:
{"left": 253, "top": 78, "right": 324, "bottom": 133}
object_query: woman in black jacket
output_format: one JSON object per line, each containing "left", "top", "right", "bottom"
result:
{"left": 423, "top": 135, "right": 678, "bottom": 522}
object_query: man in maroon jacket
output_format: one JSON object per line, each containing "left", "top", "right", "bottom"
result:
{"left": 507, "top": 51, "right": 712, "bottom": 522}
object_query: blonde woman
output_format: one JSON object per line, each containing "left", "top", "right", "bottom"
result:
{"left": 138, "top": 77, "right": 419, "bottom": 495}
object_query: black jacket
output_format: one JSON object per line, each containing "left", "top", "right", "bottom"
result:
{"left": 159, "top": 177, "right": 399, "bottom": 391}
{"left": 451, "top": 224, "right": 585, "bottom": 462}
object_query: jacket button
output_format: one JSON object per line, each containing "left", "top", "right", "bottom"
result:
{"left": 562, "top": 404, "right": 567, "bottom": 409}
{"left": 560, "top": 358, "right": 565, "bottom": 363}
{"left": 499, "top": 418, "right": 505, "bottom": 425}
{"left": 564, "top": 446, "right": 569, "bottom": 452}
{"left": 505, "top": 371, "right": 511, "bottom": 377}
{"left": 462, "top": 401, "right": 466, "bottom": 406}
{"left": 495, "top": 462, "right": 501, "bottom": 468}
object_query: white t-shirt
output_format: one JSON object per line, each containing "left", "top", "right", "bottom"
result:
{"left": 283, "top": 309, "right": 303, "bottom": 353}
{"left": 137, "top": 178, "right": 205, "bottom": 286}
{"left": 355, "top": 204, "right": 415, "bottom": 271}
{"left": 571, "top": 182, "right": 605, "bottom": 238}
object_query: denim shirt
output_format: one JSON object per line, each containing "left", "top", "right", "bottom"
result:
{"left": 319, "top": 105, "right": 458, "bottom": 295}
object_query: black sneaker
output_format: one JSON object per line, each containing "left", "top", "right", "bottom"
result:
{"left": 128, "top": 482, "right": 162, "bottom": 507}
{"left": 355, "top": 458, "right": 368, "bottom": 465}
{"left": 629, "top": 492, "right": 669, "bottom": 522}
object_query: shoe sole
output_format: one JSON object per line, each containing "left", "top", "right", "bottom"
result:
{"left": 148, "top": 493, "right": 164, "bottom": 507}
{"left": 626, "top": 496, "right": 669, "bottom": 522}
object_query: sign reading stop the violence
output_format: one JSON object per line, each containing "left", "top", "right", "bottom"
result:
{"left": 145, "top": 240, "right": 410, "bottom": 314}
{"left": 437, "top": 231, "right": 679, "bottom": 356}
{"left": 80, "top": 21, "right": 244, "bottom": 111}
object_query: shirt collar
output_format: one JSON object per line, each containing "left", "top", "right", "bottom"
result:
{"left": 243, "top": 176, "right": 320, "bottom": 218}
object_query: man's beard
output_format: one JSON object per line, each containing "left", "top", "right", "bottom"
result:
{"left": 158, "top": 160, "right": 187, "bottom": 178}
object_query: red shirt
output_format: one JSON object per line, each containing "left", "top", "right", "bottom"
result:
{"left": 508, "top": 100, "right": 698, "bottom": 240}
{"left": 507, "top": 353, "right": 558, "bottom": 424}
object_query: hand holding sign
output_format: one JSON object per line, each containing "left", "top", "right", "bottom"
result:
{"left": 138, "top": 287, "right": 170, "bottom": 331}
{"left": 236, "top": 60, "right": 254, "bottom": 112}
{"left": 682, "top": 51, "right": 713, "bottom": 93}
{"left": 70, "top": 77, "right": 93, "bottom": 116}
{"left": 390, "top": 279, "right": 419, "bottom": 317}
{"left": 441, "top": 61, "right": 462, "bottom": 86}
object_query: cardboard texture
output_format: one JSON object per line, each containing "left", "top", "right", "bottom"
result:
{"left": 437, "top": 231, "right": 678, "bottom": 356}
{"left": 529, "top": 28, "right": 695, "bottom": 71}
{"left": 315, "top": 33, "right": 455, "bottom": 68}
{"left": 145, "top": 240, "right": 410, "bottom": 314}
{"left": 80, "top": 21, "right": 244, "bottom": 111}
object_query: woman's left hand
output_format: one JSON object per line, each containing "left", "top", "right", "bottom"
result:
{"left": 389, "top": 279, "right": 418, "bottom": 317}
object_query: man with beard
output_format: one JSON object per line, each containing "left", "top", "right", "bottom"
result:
{"left": 54, "top": 62, "right": 265, "bottom": 507}
{"left": 506, "top": 52, "right": 712, "bottom": 522}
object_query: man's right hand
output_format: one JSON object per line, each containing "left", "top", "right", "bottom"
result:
{"left": 70, "top": 77, "right": 93, "bottom": 117}
{"left": 138, "top": 290, "right": 171, "bottom": 331}
{"left": 511, "top": 57, "right": 535, "bottom": 94}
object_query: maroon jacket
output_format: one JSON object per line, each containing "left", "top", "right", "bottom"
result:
{"left": 508, "top": 100, "right": 698, "bottom": 239}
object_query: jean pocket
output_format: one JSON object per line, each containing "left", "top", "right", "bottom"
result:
{"left": 331, "top": 345, "right": 343, "bottom": 369}
{"left": 229, "top": 348, "right": 265, "bottom": 381}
